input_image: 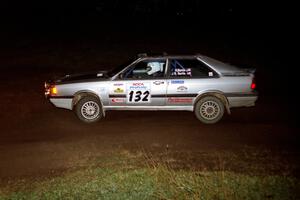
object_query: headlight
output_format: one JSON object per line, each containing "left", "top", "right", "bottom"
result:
{"left": 44, "top": 81, "right": 57, "bottom": 97}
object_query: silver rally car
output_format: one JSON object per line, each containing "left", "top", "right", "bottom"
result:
{"left": 45, "top": 54, "right": 258, "bottom": 124}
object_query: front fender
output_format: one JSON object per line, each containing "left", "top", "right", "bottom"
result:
{"left": 72, "top": 90, "right": 106, "bottom": 116}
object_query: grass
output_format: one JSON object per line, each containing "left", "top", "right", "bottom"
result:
{"left": 0, "top": 150, "right": 299, "bottom": 200}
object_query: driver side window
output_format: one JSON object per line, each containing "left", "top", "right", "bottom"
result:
{"left": 123, "top": 59, "right": 166, "bottom": 79}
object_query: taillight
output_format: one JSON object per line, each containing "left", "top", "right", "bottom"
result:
{"left": 251, "top": 79, "right": 256, "bottom": 90}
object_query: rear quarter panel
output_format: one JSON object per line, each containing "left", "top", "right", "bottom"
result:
{"left": 218, "top": 76, "right": 253, "bottom": 93}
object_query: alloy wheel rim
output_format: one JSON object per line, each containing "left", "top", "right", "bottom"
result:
{"left": 200, "top": 100, "right": 220, "bottom": 120}
{"left": 81, "top": 101, "right": 100, "bottom": 120}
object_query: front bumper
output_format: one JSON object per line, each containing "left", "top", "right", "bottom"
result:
{"left": 44, "top": 80, "right": 55, "bottom": 99}
{"left": 49, "top": 98, "right": 73, "bottom": 110}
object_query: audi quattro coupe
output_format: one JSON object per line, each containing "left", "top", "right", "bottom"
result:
{"left": 45, "top": 54, "right": 258, "bottom": 124}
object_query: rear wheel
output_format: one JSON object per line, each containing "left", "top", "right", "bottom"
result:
{"left": 194, "top": 96, "right": 224, "bottom": 124}
{"left": 75, "top": 96, "right": 103, "bottom": 123}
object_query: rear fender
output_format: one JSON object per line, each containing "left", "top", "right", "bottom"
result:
{"left": 194, "top": 91, "right": 231, "bottom": 114}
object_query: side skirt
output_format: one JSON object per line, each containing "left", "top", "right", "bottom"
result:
{"left": 103, "top": 106, "right": 194, "bottom": 111}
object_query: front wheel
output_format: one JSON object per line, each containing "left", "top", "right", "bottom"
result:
{"left": 194, "top": 96, "right": 224, "bottom": 124}
{"left": 75, "top": 96, "right": 103, "bottom": 123}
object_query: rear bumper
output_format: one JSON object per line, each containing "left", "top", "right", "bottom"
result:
{"left": 226, "top": 92, "right": 258, "bottom": 108}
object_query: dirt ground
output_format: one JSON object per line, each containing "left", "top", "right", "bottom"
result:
{"left": 0, "top": 65, "right": 299, "bottom": 181}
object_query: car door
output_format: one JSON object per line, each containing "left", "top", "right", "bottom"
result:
{"left": 166, "top": 58, "right": 219, "bottom": 106}
{"left": 109, "top": 58, "right": 167, "bottom": 107}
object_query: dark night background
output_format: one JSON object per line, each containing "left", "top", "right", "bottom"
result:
{"left": 0, "top": 1, "right": 297, "bottom": 96}
{"left": 0, "top": 0, "right": 300, "bottom": 183}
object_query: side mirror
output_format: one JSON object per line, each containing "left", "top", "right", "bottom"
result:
{"left": 119, "top": 73, "right": 124, "bottom": 79}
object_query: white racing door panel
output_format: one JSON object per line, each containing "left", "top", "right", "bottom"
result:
{"left": 125, "top": 80, "right": 166, "bottom": 106}
{"left": 109, "top": 80, "right": 166, "bottom": 106}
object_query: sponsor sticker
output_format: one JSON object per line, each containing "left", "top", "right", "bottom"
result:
{"left": 172, "top": 68, "right": 192, "bottom": 76}
{"left": 113, "top": 83, "right": 124, "bottom": 86}
{"left": 153, "top": 81, "right": 164, "bottom": 85}
{"left": 176, "top": 86, "right": 188, "bottom": 92}
{"left": 132, "top": 82, "right": 144, "bottom": 86}
{"left": 171, "top": 80, "right": 184, "bottom": 84}
{"left": 111, "top": 98, "right": 125, "bottom": 103}
{"left": 128, "top": 82, "right": 148, "bottom": 90}
{"left": 114, "top": 88, "right": 124, "bottom": 93}
{"left": 168, "top": 97, "right": 193, "bottom": 103}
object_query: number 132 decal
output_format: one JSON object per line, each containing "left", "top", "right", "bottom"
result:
{"left": 128, "top": 90, "right": 150, "bottom": 102}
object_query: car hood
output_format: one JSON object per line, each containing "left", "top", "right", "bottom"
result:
{"left": 55, "top": 71, "right": 109, "bottom": 84}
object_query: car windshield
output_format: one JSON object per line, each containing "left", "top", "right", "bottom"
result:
{"left": 107, "top": 58, "right": 138, "bottom": 77}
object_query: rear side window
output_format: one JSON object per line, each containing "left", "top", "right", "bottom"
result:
{"left": 169, "top": 59, "right": 217, "bottom": 78}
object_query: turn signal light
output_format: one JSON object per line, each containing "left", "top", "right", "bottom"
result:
{"left": 51, "top": 87, "right": 57, "bottom": 95}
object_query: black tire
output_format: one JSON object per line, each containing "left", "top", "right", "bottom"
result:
{"left": 194, "top": 96, "right": 224, "bottom": 124}
{"left": 75, "top": 96, "right": 103, "bottom": 123}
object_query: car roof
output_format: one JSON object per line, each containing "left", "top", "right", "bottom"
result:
{"left": 137, "top": 53, "right": 196, "bottom": 59}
